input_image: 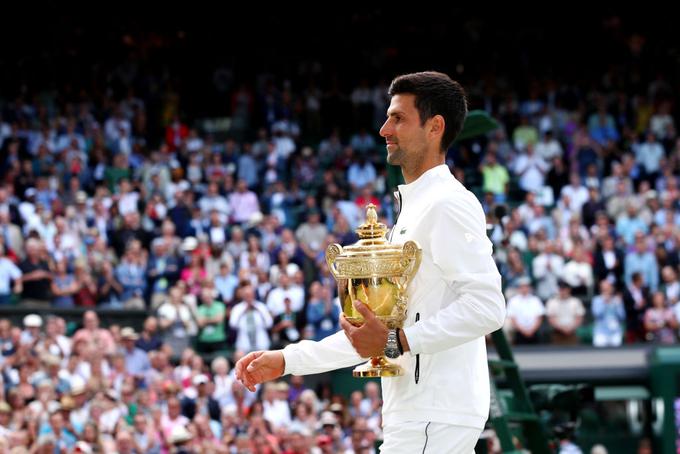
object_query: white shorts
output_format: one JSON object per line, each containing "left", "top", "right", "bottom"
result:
{"left": 379, "top": 421, "right": 481, "bottom": 453}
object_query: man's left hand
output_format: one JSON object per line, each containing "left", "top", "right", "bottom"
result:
{"left": 340, "top": 300, "right": 388, "bottom": 357}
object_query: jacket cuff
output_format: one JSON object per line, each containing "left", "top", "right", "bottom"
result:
{"left": 403, "top": 324, "right": 423, "bottom": 356}
{"left": 281, "top": 345, "right": 297, "bottom": 376}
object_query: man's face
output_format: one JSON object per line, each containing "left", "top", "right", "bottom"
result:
{"left": 134, "top": 415, "right": 146, "bottom": 432}
{"left": 84, "top": 313, "right": 98, "bottom": 330}
{"left": 380, "top": 94, "right": 428, "bottom": 166}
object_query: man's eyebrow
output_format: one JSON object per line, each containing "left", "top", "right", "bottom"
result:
{"left": 387, "top": 110, "right": 406, "bottom": 117}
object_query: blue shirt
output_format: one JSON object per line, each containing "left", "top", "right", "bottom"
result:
{"left": 592, "top": 295, "right": 625, "bottom": 337}
{"left": 624, "top": 252, "right": 659, "bottom": 292}
{"left": 124, "top": 347, "right": 151, "bottom": 376}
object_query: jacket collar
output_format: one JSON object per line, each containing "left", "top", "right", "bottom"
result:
{"left": 397, "top": 164, "right": 452, "bottom": 201}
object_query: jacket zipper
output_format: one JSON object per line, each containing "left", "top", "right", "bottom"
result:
{"left": 388, "top": 190, "right": 402, "bottom": 242}
{"left": 415, "top": 312, "right": 420, "bottom": 384}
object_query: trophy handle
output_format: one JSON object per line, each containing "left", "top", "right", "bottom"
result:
{"left": 401, "top": 240, "right": 422, "bottom": 287}
{"left": 325, "top": 243, "right": 343, "bottom": 279}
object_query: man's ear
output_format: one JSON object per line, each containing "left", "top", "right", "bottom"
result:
{"left": 429, "top": 115, "right": 445, "bottom": 140}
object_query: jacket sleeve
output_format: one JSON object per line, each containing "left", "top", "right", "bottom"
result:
{"left": 282, "top": 330, "right": 365, "bottom": 376}
{"left": 403, "top": 194, "right": 506, "bottom": 355}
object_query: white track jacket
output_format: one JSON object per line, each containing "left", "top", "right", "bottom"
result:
{"left": 282, "top": 164, "right": 506, "bottom": 430}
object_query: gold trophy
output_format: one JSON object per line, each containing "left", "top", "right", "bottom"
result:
{"left": 326, "top": 204, "right": 421, "bottom": 377}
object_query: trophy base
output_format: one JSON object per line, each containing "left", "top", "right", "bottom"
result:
{"left": 352, "top": 356, "right": 403, "bottom": 377}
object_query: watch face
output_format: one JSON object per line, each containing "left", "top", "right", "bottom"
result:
{"left": 385, "top": 348, "right": 400, "bottom": 359}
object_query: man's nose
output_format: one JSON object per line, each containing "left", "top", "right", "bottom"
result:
{"left": 379, "top": 121, "right": 390, "bottom": 137}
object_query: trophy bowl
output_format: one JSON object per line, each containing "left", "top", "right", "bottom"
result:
{"left": 326, "top": 204, "right": 421, "bottom": 377}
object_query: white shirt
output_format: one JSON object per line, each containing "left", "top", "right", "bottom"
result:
{"left": 560, "top": 184, "right": 589, "bottom": 212}
{"left": 229, "top": 301, "right": 273, "bottom": 353}
{"left": 514, "top": 154, "right": 549, "bottom": 193}
{"left": 534, "top": 139, "right": 563, "bottom": 161}
{"left": 263, "top": 398, "right": 292, "bottom": 430}
{"left": 507, "top": 294, "right": 545, "bottom": 331}
{"left": 0, "top": 257, "right": 21, "bottom": 294}
{"left": 266, "top": 285, "right": 305, "bottom": 316}
{"left": 118, "top": 192, "right": 140, "bottom": 216}
{"left": 158, "top": 303, "right": 198, "bottom": 337}
{"left": 562, "top": 261, "right": 594, "bottom": 289}
{"left": 282, "top": 165, "right": 505, "bottom": 431}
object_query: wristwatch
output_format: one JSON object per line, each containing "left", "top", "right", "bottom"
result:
{"left": 384, "top": 329, "right": 401, "bottom": 359}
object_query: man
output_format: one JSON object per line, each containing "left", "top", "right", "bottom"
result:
{"left": 235, "top": 71, "right": 506, "bottom": 452}
{"left": 545, "top": 281, "right": 585, "bottom": 345}
{"left": 229, "top": 281, "right": 273, "bottom": 354}
{"left": 19, "top": 238, "right": 52, "bottom": 306}
{"left": 506, "top": 277, "right": 545, "bottom": 344}
{"left": 72, "top": 310, "right": 116, "bottom": 356}
{"left": 120, "top": 327, "right": 150, "bottom": 379}
{"left": 180, "top": 374, "right": 221, "bottom": 422}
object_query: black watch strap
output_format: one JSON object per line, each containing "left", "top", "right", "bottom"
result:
{"left": 396, "top": 328, "right": 404, "bottom": 355}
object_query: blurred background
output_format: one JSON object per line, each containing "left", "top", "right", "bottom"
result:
{"left": 0, "top": 5, "right": 679, "bottom": 453}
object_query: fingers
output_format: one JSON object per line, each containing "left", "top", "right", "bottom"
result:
{"left": 235, "top": 351, "right": 261, "bottom": 391}
{"left": 339, "top": 313, "right": 354, "bottom": 342}
{"left": 353, "top": 300, "right": 375, "bottom": 321}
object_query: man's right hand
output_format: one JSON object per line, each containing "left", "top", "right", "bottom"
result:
{"left": 235, "top": 350, "right": 285, "bottom": 392}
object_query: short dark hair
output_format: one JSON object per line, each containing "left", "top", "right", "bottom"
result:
{"left": 388, "top": 71, "right": 468, "bottom": 151}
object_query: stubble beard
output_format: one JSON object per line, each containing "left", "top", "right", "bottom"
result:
{"left": 386, "top": 145, "right": 405, "bottom": 166}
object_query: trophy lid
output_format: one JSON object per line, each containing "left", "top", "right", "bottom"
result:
{"left": 355, "top": 204, "right": 388, "bottom": 240}
{"left": 325, "top": 204, "right": 420, "bottom": 279}
{"left": 342, "top": 204, "right": 402, "bottom": 257}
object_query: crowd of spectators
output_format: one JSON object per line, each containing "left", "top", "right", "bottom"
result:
{"left": 0, "top": 11, "right": 679, "bottom": 453}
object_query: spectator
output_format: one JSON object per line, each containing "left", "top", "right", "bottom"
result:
{"left": 19, "top": 238, "right": 52, "bottom": 306}
{"left": 262, "top": 382, "right": 292, "bottom": 431}
{"left": 624, "top": 232, "right": 659, "bottom": 293}
{"left": 546, "top": 282, "right": 585, "bottom": 345}
{"left": 50, "top": 259, "right": 77, "bottom": 308}
{"left": 115, "top": 242, "right": 148, "bottom": 308}
{"left": 229, "top": 282, "right": 272, "bottom": 354}
{"left": 269, "top": 249, "right": 301, "bottom": 286}
{"left": 0, "top": 243, "right": 21, "bottom": 304}
{"left": 534, "top": 130, "right": 563, "bottom": 162}
{"left": 266, "top": 273, "right": 305, "bottom": 317}
{"left": 635, "top": 131, "right": 665, "bottom": 184}
{"left": 120, "top": 327, "right": 150, "bottom": 380}
{"left": 131, "top": 413, "right": 161, "bottom": 454}
{"left": 196, "top": 285, "right": 227, "bottom": 353}
{"left": 306, "top": 282, "right": 340, "bottom": 341}
{"left": 623, "top": 272, "right": 650, "bottom": 343}
{"left": 661, "top": 265, "right": 680, "bottom": 305}
{"left": 347, "top": 153, "right": 376, "bottom": 195}
{"left": 271, "top": 297, "right": 301, "bottom": 348}
{"left": 181, "top": 374, "right": 221, "bottom": 422}
{"left": 211, "top": 356, "right": 234, "bottom": 408}
{"left": 229, "top": 179, "right": 260, "bottom": 225}
{"left": 215, "top": 260, "right": 239, "bottom": 304}
{"left": 532, "top": 241, "right": 565, "bottom": 302}
{"left": 593, "top": 236, "right": 625, "bottom": 291}
{"left": 479, "top": 151, "right": 509, "bottom": 202}
{"left": 157, "top": 286, "right": 197, "bottom": 355}
{"left": 513, "top": 142, "right": 549, "bottom": 194}
{"left": 135, "top": 316, "right": 163, "bottom": 352}
{"left": 506, "top": 277, "right": 545, "bottom": 344}
{"left": 592, "top": 279, "right": 626, "bottom": 347}
{"left": 72, "top": 311, "right": 116, "bottom": 356}
{"left": 561, "top": 244, "right": 594, "bottom": 297}
{"left": 238, "top": 235, "right": 270, "bottom": 274}
{"left": 644, "top": 291, "right": 675, "bottom": 343}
